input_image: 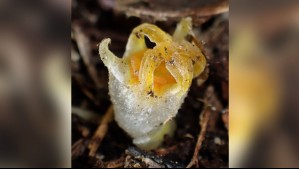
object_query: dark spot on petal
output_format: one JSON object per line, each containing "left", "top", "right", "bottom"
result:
{"left": 135, "top": 32, "right": 141, "bottom": 39}
{"left": 147, "top": 90, "right": 154, "bottom": 97}
{"left": 168, "top": 58, "right": 174, "bottom": 65}
{"left": 186, "top": 34, "right": 193, "bottom": 42}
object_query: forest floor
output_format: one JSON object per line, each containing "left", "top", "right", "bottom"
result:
{"left": 71, "top": 0, "right": 228, "bottom": 168}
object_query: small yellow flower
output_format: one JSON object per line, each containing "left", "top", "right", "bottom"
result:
{"left": 99, "top": 17, "right": 207, "bottom": 150}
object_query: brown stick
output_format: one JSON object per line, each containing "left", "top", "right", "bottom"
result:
{"left": 88, "top": 105, "right": 114, "bottom": 157}
{"left": 106, "top": 156, "right": 125, "bottom": 168}
{"left": 72, "top": 139, "right": 85, "bottom": 160}
{"left": 186, "top": 107, "right": 212, "bottom": 168}
{"left": 73, "top": 24, "right": 104, "bottom": 88}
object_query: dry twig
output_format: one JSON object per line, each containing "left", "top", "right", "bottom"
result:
{"left": 114, "top": 0, "right": 228, "bottom": 24}
{"left": 88, "top": 105, "right": 114, "bottom": 157}
{"left": 187, "top": 107, "right": 212, "bottom": 168}
{"left": 72, "top": 139, "right": 87, "bottom": 160}
{"left": 73, "top": 24, "right": 104, "bottom": 88}
{"left": 106, "top": 156, "right": 125, "bottom": 168}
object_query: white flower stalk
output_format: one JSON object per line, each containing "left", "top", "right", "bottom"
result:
{"left": 99, "top": 18, "right": 207, "bottom": 150}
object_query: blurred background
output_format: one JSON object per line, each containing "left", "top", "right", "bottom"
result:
{"left": 0, "top": 0, "right": 70, "bottom": 167}
{"left": 230, "top": 0, "right": 299, "bottom": 167}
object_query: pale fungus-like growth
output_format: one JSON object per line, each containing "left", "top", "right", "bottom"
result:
{"left": 99, "top": 17, "right": 207, "bottom": 150}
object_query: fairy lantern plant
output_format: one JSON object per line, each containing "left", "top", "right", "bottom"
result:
{"left": 99, "top": 17, "right": 207, "bottom": 150}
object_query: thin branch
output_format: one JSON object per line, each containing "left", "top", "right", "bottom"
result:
{"left": 187, "top": 107, "right": 212, "bottom": 168}
{"left": 106, "top": 156, "right": 125, "bottom": 168}
{"left": 88, "top": 105, "right": 114, "bottom": 157}
{"left": 72, "top": 139, "right": 86, "bottom": 160}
